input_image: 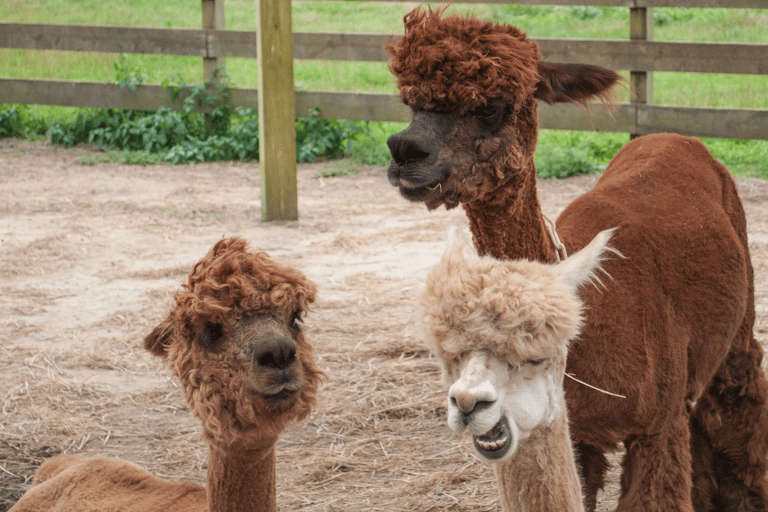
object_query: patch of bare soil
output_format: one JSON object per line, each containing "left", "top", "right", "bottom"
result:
{"left": 2, "top": 138, "right": 768, "bottom": 511}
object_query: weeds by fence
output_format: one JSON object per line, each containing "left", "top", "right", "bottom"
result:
{"left": 1, "top": 0, "right": 767, "bottom": 215}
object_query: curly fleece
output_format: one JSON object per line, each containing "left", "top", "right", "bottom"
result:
{"left": 144, "top": 237, "right": 324, "bottom": 448}
{"left": 420, "top": 234, "right": 583, "bottom": 375}
{"left": 387, "top": 6, "right": 541, "bottom": 112}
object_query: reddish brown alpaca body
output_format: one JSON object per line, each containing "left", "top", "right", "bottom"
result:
{"left": 10, "top": 238, "right": 323, "bottom": 512}
{"left": 386, "top": 7, "right": 768, "bottom": 512}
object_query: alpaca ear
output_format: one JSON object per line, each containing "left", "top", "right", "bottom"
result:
{"left": 534, "top": 61, "right": 621, "bottom": 106}
{"left": 143, "top": 318, "right": 174, "bottom": 357}
{"left": 554, "top": 228, "right": 619, "bottom": 294}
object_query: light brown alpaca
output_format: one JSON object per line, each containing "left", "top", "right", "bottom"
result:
{"left": 421, "top": 227, "right": 616, "bottom": 512}
{"left": 386, "top": 7, "right": 768, "bottom": 511}
{"left": 10, "top": 237, "right": 324, "bottom": 512}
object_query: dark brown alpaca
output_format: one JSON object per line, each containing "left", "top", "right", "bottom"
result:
{"left": 386, "top": 7, "right": 768, "bottom": 512}
{"left": 10, "top": 237, "right": 324, "bottom": 512}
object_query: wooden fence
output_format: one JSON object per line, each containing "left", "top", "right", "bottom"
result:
{"left": 1, "top": 0, "right": 767, "bottom": 220}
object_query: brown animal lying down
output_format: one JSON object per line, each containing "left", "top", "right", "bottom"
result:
{"left": 11, "top": 237, "right": 325, "bottom": 512}
{"left": 385, "top": 6, "right": 768, "bottom": 512}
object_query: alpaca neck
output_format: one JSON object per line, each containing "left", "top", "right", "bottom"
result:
{"left": 463, "top": 163, "right": 559, "bottom": 262}
{"left": 495, "top": 401, "right": 584, "bottom": 512}
{"left": 206, "top": 442, "right": 277, "bottom": 512}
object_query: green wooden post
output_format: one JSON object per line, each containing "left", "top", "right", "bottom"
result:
{"left": 202, "top": 0, "right": 224, "bottom": 138}
{"left": 256, "top": 0, "right": 298, "bottom": 221}
{"left": 630, "top": 6, "right": 653, "bottom": 140}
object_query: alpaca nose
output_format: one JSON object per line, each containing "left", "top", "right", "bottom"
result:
{"left": 387, "top": 131, "right": 431, "bottom": 167}
{"left": 387, "top": 110, "right": 453, "bottom": 169}
{"left": 254, "top": 334, "right": 296, "bottom": 371}
{"left": 450, "top": 392, "right": 495, "bottom": 425}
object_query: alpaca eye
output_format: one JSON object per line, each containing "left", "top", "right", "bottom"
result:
{"left": 525, "top": 358, "right": 546, "bottom": 367}
{"left": 194, "top": 322, "right": 223, "bottom": 351}
{"left": 469, "top": 105, "right": 506, "bottom": 133}
{"left": 289, "top": 312, "right": 303, "bottom": 330}
{"left": 470, "top": 105, "right": 501, "bottom": 119}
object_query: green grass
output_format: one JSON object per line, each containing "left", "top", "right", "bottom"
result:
{"left": 1, "top": 1, "right": 767, "bottom": 176}
{"left": 79, "top": 149, "right": 169, "bottom": 165}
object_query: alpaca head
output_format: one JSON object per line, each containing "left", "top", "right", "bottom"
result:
{"left": 144, "top": 237, "right": 324, "bottom": 450}
{"left": 386, "top": 7, "right": 620, "bottom": 210}
{"left": 420, "top": 227, "right": 614, "bottom": 462}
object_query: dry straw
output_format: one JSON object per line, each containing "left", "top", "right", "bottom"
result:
{"left": 1, "top": 267, "right": 498, "bottom": 512}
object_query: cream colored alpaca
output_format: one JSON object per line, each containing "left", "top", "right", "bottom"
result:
{"left": 420, "top": 227, "right": 616, "bottom": 512}
{"left": 10, "top": 237, "right": 324, "bottom": 512}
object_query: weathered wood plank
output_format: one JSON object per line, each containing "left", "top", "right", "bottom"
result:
{"left": 202, "top": 0, "right": 225, "bottom": 137}
{"left": 0, "top": 79, "right": 180, "bottom": 110}
{"left": 294, "top": 90, "right": 410, "bottom": 122}
{"left": 292, "top": 32, "right": 396, "bottom": 61}
{"left": 308, "top": 0, "right": 766, "bottom": 7}
{"left": 629, "top": 6, "right": 652, "bottom": 139}
{"left": 536, "top": 39, "right": 768, "bottom": 75}
{"left": 257, "top": 0, "right": 298, "bottom": 221}
{"left": 0, "top": 23, "right": 208, "bottom": 56}
{"left": 538, "top": 102, "right": 636, "bottom": 133}
{"left": 3, "top": 24, "right": 766, "bottom": 76}
{"left": 3, "top": 79, "right": 766, "bottom": 140}
{"left": 634, "top": 104, "right": 768, "bottom": 139}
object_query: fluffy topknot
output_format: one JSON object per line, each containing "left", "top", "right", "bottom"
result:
{"left": 386, "top": 6, "right": 542, "bottom": 112}
{"left": 420, "top": 228, "right": 584, "bottom": 374}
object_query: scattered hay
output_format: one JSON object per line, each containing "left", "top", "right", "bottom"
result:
{"left": 4, "top": 142, "right": 768, "bottom": 511}
{"left": 0, "top": 235, "right": 80, "bottom": 277}
{"left": 0, "top": 269, "right": 498, "bottom": 511}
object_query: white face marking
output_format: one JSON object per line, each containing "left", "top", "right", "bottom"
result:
{"left": 423, "top": 226, "right": 615, "bottom": 464}
{"left": 446, "top": 351, "right": 559, "bottom": 462}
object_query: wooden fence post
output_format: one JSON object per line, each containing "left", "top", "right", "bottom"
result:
{"left": 630, "top": 6, "right": 653, "bottom": 140}
{"left": 256, "top": 0, "right": 298, "bottom": 221}
{"left": 202, "top": 0, "right": 224, "bottom": 138}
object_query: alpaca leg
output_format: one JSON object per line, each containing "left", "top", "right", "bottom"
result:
{"left": 574, "top": 442, "right": 608, "bottom": 512}
{"left": 689, "top": 414, "right": 717, "bottom": 512}
{"left": 691, "top": 339, "right": 768, "bottom": 512}
{"left": 618, "top": 414, "right": 694, "bottom": 512}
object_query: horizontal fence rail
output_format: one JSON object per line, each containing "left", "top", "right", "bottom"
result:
{"left": 2, "top": 17, "right": 767, "bottom": 140}
{"left": 3, "top": 0, "right": 766, "bottom": 220}
{"left": 3, "top": 24, "right": 767, "bottom": 75}
{"left": 1, "top": 3, "right": 767, "bottom": 134}
{"left": 311, "top": 0, "right": 766, "bottom": 6}
{"left": 3, "top": 77, "right": 767, "bottom": 141}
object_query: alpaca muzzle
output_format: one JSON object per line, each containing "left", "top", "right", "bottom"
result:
{"left": 386, "top": 111, "right": 455, "bottom": 191}
{"left": 252, "top": 334, "right": 304, "bottom": 399}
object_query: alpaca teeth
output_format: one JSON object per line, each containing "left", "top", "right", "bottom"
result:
{"left": 477, "top": 436, "right": 508, "bottom": 450}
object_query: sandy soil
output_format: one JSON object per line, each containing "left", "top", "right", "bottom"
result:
{"left": 2, "top": 138, "right": 768, "bottom": 511}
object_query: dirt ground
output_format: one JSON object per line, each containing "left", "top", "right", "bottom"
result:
{"left": 3, "top": 138, "right": 768, "bottom": 511}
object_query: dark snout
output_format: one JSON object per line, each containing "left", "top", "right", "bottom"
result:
{"left": 386, "top": 111, "right": 454, "bottom": 188}
{"left": 387, "top": 126, "right": 432, "bottom": 171}
{"left": 254, "top": 334, "right": 297, "bottom": 374}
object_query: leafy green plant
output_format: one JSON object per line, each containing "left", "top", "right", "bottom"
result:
{"left": 47, "top": 109, "right": 100, "bottom": 146}
{"left": 0, "top": 105, "right": 25, "bottom": 137}
{"left": 534, "top": 131, "right": 628, "bottom": 179}
{"left": 0, "top": 104, "right": 48, "bottom": 138}
{"left": 164, "top": 66, "right": 232, "bottom": 137}
{"left": 113, "top": 53, "right": 149, "bottom": 91}
{"left": 535, "top": 146, "right": 601, "bottom": 179}
{"left": 295, "top": 108, "right": 363, "bottom": 163}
